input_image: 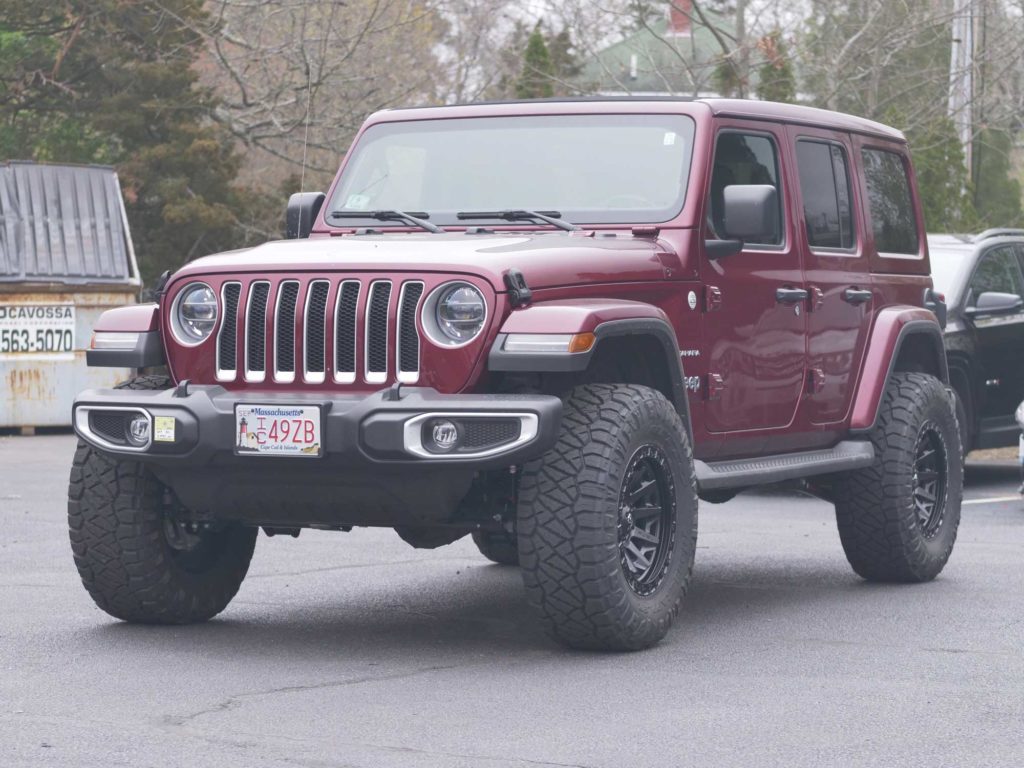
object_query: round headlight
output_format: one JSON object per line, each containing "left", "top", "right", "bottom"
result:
{"left": 422, "top": 282, "right": 487, "bottom": 347}
{"left": 172, "top": 283, "right": 218, "bottom": 344}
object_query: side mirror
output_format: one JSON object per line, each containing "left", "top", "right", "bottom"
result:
{"left": 285, "top": 192, "right": 326, "bottom": 239}
{"left": 722, "top": 184, "right": 779, "bottom": 242}
{"left": 965, "top": 291, "right": 1024, "bottom": 318}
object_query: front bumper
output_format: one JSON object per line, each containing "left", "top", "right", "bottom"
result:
{"left": 72, "top": 384, "right": 562, "bottom": 470}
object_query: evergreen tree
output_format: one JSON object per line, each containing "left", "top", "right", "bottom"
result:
{"left": 516, "top": 23, "right": 555, "bottom": 99}
{"left": 973, "top": 129, "right": 1023, "bottom": 227}
{"left": 755, "top": 31, "right": 795, "bottom": 104}
{"left": 0, "top": 2, "right": 274, "bottom": 285}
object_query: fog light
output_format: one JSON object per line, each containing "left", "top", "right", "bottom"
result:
{"left": 126, "top": 414, "right": 151, "bottom": 447}
{"left": 429, "top": 419, "right": 460, "bottom": 452}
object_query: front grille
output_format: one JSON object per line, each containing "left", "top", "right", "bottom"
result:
{"left": 214, "top": 277, "right": 436, "bottom": 386}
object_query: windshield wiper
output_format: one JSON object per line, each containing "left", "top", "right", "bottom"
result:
{"left": 456, "top": 209, "right": 580, "bottom": 232}
{"left": 328, "top": 209, "right": 444, "bottom": 233}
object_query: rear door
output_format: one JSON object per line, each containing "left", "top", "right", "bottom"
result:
{"left": 787, "top": 126, "right": 872, "bottom": 424}
{"left": 700, "top": 121, "right": 807, "bottom": 448}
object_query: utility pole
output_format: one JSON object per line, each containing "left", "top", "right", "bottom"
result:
{"left": 949, "top": 0, "right": 974, "bottom": 177}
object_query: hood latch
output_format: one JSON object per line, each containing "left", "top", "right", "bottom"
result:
{"left": 503, "top": 268, "right": 532, "bottom": 308}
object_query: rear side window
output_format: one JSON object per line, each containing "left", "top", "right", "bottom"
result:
{"left": 709, "top": 132, "right": 783, "bottom": 247}
{"left": 795, "top": 140, "right": 855, "bottom": 250}
{"left": 861, "top": 148, "right": 919, "bottom": 255}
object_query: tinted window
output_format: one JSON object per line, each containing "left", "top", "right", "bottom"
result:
{"left": 862, "top": 149, "right": 918, "bottom": 255}
{"left": 796, "top": 140, "right": 855, "bottom": 250}
{"left": 709, "top": 133, "right": 783, "bottom": 246}
{"left": 328, "top": 114, "right": 696, "bottom": 226}
{"left": 969, "top": 246, "right": 1024, "bottom": 304}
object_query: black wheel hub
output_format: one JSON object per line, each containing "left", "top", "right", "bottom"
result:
{"left": 618, "top": 445, "right": 676, "bottom": 596}
{"left": 912, "top": 421, "right": 947, "bottom": 538}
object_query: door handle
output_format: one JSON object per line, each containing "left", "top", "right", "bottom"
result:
{"left": 843, "top": 287, "right": 873, "bottom": 305}
{"left": 776, "top": 287, "right": 809, "bottom": 304}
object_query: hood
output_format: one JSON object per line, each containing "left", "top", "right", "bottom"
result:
{"left": 170, "top": 232, "right": 675, "bottom": 292}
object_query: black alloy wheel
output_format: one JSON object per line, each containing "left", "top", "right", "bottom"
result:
{"left": 912, "top": 422, "right": 948, "bottom": 539}
{"left": 618, "top": 445, "right": 676, "bottom": 597}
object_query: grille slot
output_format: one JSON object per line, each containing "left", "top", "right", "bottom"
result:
{"left": 365, "top": 281, "right": 392, "bottom": 383}
{"left": 304, "top": 280, "right": 330, "bottom": 383}
{"left": 216, "top": 282, "right": 241, "bottom": 381}
{"left": 397, "top": 282, "right": 424, "bottom": 383}
{"left": 460, "top": 419, "right": 522, "bottom": 450}
{"left": 274, "top": 281, "right": 300, "bottom": 382}
{"left": 245, "top": 281, "right": 270, "bottom": 382}
{"left": 89, "top": 411, "right": 128, "bottom": 445}
{"left": 334, "top": 281, "right": 360, "bottom": 383}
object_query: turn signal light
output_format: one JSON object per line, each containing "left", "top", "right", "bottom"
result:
{"left": 568, "top": 332, "right": 596, "bottom": 353}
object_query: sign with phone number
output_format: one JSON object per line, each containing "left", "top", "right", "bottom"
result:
{"left": 0, "top": 304, "right": 76, "bottom": 358}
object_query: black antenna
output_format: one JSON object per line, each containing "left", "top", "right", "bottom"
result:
{"left": 300, "top": 62, "right": 312, "bottom": 192}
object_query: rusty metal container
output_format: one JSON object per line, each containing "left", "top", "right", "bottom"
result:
{"left": 0, "top": 162, "right": 140, "bottom": 429}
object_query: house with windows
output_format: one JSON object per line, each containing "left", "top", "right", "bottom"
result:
{"left": 577, "top": 1, "right": 733, "bottom": 96}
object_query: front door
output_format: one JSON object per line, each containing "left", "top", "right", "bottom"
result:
{"left": 967, "top": 244, "right": 1024, "bottom": 424}
{"left": 788, "top": 126, "right": 873, "bottom": 424}
{"left": 701, "top": 123, "right": 807, "bottom": 441}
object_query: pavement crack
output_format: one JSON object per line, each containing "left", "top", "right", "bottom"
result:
{"left": 163, "top": 664, "right": 462, "bottom": 726}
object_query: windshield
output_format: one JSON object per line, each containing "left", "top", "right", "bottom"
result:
{"left": 928, "top": 246, "right": 973, "bottom": 306}
{"left": 327, "top": 114, "right": 696, "bottom": 227}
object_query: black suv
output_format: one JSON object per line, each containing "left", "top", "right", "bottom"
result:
{"left": 929, "top": 229, "right": 1024, "bottom": 453}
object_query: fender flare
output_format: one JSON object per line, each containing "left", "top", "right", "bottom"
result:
{"left": 488, "top": 300, "right": 691, "bottom": 435}
{"left": 849, "top": 307, "right": 949, "bottom": 433}
{"left": 86, "top": 303, "right": 165, "bottom": 368}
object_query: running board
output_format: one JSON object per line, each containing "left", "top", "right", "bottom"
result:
{"left": 694, "top": 440, "right": 875, "bottom": 492}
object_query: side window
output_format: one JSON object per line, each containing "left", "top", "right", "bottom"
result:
{"left": 795, "top": 140, "right": 855, "bottom": 250}
{"left": 968, "top": 246, "right": 1024, "bottom": 305}
{"left": 709, "top": 132, "right": 783, "bottom": 247}
{"left": 861, "top": 148, "right": 919, "bottom": 255}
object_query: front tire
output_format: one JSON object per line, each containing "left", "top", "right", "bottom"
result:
{"left": 834, "top": 372, "right": 962, "bottom": 582}
{"left": 517, "top": 384, "right": 698, "bottom": 651}
{"left": 68, "top": 376, "right": 257, "bottom": 623}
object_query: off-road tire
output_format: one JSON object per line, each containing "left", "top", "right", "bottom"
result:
{"left": 68, "top": 375, "right": 257, "bottom": 623}
{"left": 517, "top": 384, "right": 698, "bottom": 651}
{"left": 835, "top": 372, "right": 962, "bottom": 582}
{"left": 471, "top": 530, "right": 519, "bottom": 566}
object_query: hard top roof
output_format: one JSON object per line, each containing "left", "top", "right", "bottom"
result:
{"left": 370, "top": 97, "right": 906, "bottom": 143}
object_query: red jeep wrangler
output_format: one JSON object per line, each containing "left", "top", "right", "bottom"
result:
{"left": 71, "top": 99, "right": 961, "bottom": 650}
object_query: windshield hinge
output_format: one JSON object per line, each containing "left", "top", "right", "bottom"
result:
{"left": 503, "top": 269, "right": 533, "bottom": 308}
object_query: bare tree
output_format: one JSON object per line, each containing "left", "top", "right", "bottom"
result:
{"left": 201, "top": 0, "right": 447, "bottom": 187}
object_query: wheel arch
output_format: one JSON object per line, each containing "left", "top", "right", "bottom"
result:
{"left": 488, "top": 301, "right": 692, "bottom": 439}
{"left": 850, "top": 307, "right": 949, "bottom": 433}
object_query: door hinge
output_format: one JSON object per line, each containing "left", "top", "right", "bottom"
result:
{"left": 809, "top": 286, "right": 824, "bottom": 312}
{"left": 705, "top": 285, "right": 723, "bottom": 312}
{"left": 807, "top": 368, "right": 825, "bottom": 394}
{"left": 707, "top": 373, "right": 725, "bottom": 400}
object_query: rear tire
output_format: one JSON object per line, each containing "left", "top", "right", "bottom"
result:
{"left": 68, "top": 375, "right": 257, "bottom": 623}
{"left": 472, "top": 530, "right": 519, "bottom": 565}
{"left": 834, "top": 373, "right": 962, "bottom": 582}
{"left": 517, "top": 384, "right": 698, "bottom": 651}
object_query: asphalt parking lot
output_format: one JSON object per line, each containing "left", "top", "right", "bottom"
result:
{"left": 2, "top": 434, "right": 1022, "bottom": 768}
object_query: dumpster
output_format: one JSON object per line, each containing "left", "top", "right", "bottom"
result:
{"left": 0, "top": 162, "right": 139, "bottom": 430}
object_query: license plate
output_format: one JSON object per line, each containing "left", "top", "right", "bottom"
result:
{"left": 0, "top": 303, "right": 75, "bottom": 358}
{"left": 235, "top": 404, "right": 322, "bottom": 457}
